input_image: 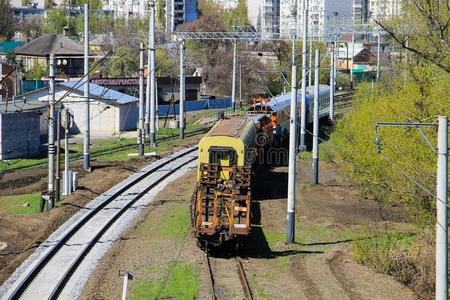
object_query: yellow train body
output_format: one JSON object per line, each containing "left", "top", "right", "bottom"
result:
{"left": 197, "top": 118, "right": 256, "bottom": 181}
{"left": 192, "top": 116, "right": 271, "bottom": 246}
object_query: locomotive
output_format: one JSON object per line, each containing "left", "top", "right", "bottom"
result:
{"left": 191, "top": 85, "right": 331, "bottom": 247}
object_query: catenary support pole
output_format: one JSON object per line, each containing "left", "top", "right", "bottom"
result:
{"left": 436, "top": 116, "right": 448, "bottom": 300}
{"left": 231, "top": 39, "right": 237, "bottom": 112}
{"left": 312, "top": 49, "right": 320, "bottom": 185}
{"left": 149, "top": 0, "right": 156, "bottom": 147}
{"left": 299, "top": 0, "right": 308, "bottom": 149}
{"left": 48, "top": 53, "right": 56, "bottom": 210}
{"left": 350, "top": 33, "right": 354, "bottom": 89}
{"left": 138, "top": 43, "right": 145, "bottom": 156}
{"left": 64, "top": 109, "right": 70, "bottom": 196}
{"left": 55, "top": 110, "right": 61, "bottom": 205}
{"left": 308, "top": 38, "right": 312, "bottom": 87}
{"left": 286, "top": 28, "right": 297, "bottom": 244}
{"left": 329, "top": 43, "right": 334, "bottom": 121}
{"left": 83, "top": 3, "right": 90, "bottom": 172}
{"left": 376, "top": 32, "right": 380, "bottom": 81}
{"left": 179, "top": 40, "right": 185, "bottom": 139}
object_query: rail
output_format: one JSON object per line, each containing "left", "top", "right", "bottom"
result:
{"left": 4, "top": 147, "right": 198, "bottom": 299}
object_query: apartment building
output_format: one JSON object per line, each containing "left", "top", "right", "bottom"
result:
{"left": 166, "top": 0, "right": 198, "bottom": 32}
{"left": 247, "top": 0, "right": 280, "bottom": 37}
{"left": 368, "top": 0, "right": 402, "bottom": 21}
{"left": 279, "top": 0, "right": 353, "bottom": 38}
{"left": 353, "top": 0, "right": 368, "bottom": 23}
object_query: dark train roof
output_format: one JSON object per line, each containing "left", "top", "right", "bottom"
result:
{"left": 206, "top": 118, "right": 251, "bottom": 138}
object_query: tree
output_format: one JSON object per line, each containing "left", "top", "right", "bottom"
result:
{"left": 375, "top": 0, "right": 450, "bottom": 73}
{"left": 0, "top": 0, "right": 14, "bottom": 41}
{"left": 42, "top": 9, "right": 78, "bottom": 36}
{"left": 157, "top": 0, "right": 165, "bottom": 27}
{"left": 102, "top": 46, "right": 139, "bottom": 77}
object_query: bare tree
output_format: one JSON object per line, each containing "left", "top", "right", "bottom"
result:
{"left": 375, "top": 0, "right": 450, "bottom": 73}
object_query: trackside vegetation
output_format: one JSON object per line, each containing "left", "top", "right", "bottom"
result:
{"left": 328, "top": 63, "right": 449, "bottom": 297}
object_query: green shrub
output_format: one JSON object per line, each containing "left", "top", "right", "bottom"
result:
{"left": 330, "top": 63, "right": 450, "bottom": 218}
{"left": 353, "top": 230, "right": 415, "bottom": 278}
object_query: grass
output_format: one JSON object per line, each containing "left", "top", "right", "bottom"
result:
{"left": 130, "top": 261, "right": 199, "bottom": 300}
{"left": 248, "top": 272, "right": 271, "bottom": 300}
{"left": 353, "top": 229, "right": 416, "bottom": 274}
{"left": 157, "top": 205, "right": 190, "bottom": 240}
{"left": 0, "top": 192, "right": 42, "bottom": 214}
{"left": 263, "top": 224, "right": 356, "bottom": 250}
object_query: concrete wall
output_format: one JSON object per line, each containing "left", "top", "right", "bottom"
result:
{"left": 62, "top": 97, "right": 119, "bottom": 135}
{"left": 118, "top": 102, "right": 138, "bottom": 132}
{"left": 0, "top": 112, "right": 40, "bottom": 160}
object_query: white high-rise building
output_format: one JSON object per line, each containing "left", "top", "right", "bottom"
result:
{"left": 279, "top": 0, "right": 353, "bottom": 39}
{"left": 246, "top": 0, "right": 279, "bottom": 37}
{"left": 368, "top": 0, "right": 401, "bottom": 21}
{"left": 103, "top": 0, "right": 147, "bottom": 19}
{"left": 353, "top": 0, "right": 368, "bottom": 23}
{"left": 212, "top": 0, "right": 239, "bottom": 9}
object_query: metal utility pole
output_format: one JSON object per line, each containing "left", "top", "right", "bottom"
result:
{"left": 138, "top": 43, "right": 145, "bottom": 156}
{"left": 239, "top": 60, "right": 242, "bottom": 109}
{"left": 376, "top": 32, "right": 381, "bottom": 81}
{"left": 312, "top": 49, "right": 320, "bottom": 184}
{"left": 83, "top": 3, "right": 90, "bottom": 171}
{"left": 231, "top": 39, "right": 237, "bottom": 112}
{"left": 286, "top": 26, "right": 297, "bottom": 244}
{"left": 55, "top": 110, "right": 61, "bottom": 204}
{"left": 350, "top": 33, "right": 354, "bottom": 89}
{"left": 308, "top": 38, "right": 312, "bottom": 87}
{"left": 299, "top": 0, "right": 308, "bottom": 149}
{"left": 148, "top": 0, "right": 156, "bottom": 147}
{"left": 47, "top": 53, "right": 56, "bottom": 210}
{"left": 63, "top": 109, "right": 71, "bottom": 196}
{"left": 179, "top": 40, "right": 185, "bottom": 139}
{"left": 329, "top": 43, "right": 335, "bottom": 121}
{"left": 436, "top": 116, "right": 448, "bottom": 300}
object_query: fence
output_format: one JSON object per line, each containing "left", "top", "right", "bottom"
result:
{"left": 158, "top": 98, "right": 232, "bottom": 116}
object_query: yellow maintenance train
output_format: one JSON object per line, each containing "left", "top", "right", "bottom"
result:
{"left": 191, "top": 112, "right": 273, "bottom": 247}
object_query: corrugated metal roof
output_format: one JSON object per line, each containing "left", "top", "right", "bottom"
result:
{"left": 60, "top": 81, "right": 138, "bottom": 104}
{"left": 0, "top": 41, "right": 23, "bottom": 54}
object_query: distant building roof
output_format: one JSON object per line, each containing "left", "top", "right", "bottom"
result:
{"left": 0, "top": 41, "right": 24, "bottom": 54}
{"left": 60, "top": 81, "right": 138, "bottom": 104}
{"left": 15, "top": 34, "right": 84, "bottom": 57}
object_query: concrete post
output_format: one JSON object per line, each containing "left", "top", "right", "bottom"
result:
{"left": 299, "top": 0, "right": 308, "bottom": 149}
{"left": 83, "top": 3, "right": 90, "bottom": 172}
{"left": 48, "top": 53, "right": 56, "bottom": 209}
{"left": 179, "top": 40, "right": 185, "bottom": 139}
{"left": 149, "top": 0, "right": 156, "bottom": 147}
{"left": 231, "top": 39, "right": 237, "bottom": 112}
{"left": 55, "top": 110, "right": 61, "bottom": 205}
{"left": 286, "top": 31, "right": 297, "bottom": 244}
{"left": 64, "top": 109, "right": 70, "bottom": 196}
{"left": 376, "top": 33, "right": 381, "bottom": 81}
{"left": 436, "top": 116, "right": 448, "bottom": 300}
{"left": 309, "top": 38, "right": 312, "bottom": 87}
{"left": 312, "top": 49, "right": 320, "bottom": 185}
{"left": 138, "top": 43, "right": 145, "bottom": 156}
{"left": 329, "top": 43, "right": 334, "bottom": 121}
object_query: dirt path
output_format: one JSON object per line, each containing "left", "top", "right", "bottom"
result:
{"left": 78, "top": 157, "right": 418, "bottom": 300}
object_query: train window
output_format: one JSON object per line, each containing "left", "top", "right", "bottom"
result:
{"left": 208, "top": 147, "right": 237, "bottom": 166}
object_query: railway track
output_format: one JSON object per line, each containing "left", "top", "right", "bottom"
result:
{"left": 1, "top": 147, "right": 198, "bottom": 300}
{"left": 206, "top": 250, "right": 254, "bottom": 300}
